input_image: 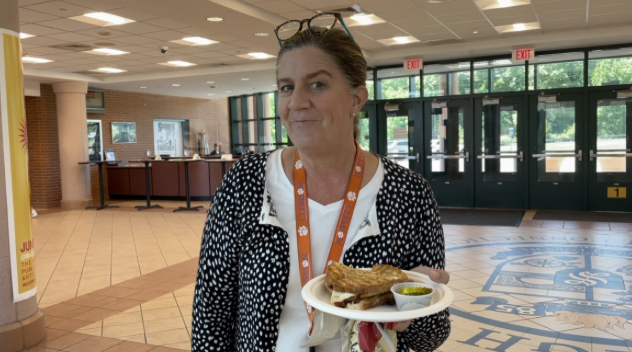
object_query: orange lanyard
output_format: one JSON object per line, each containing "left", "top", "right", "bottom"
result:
{"left": 293, "top": 142, "right": 365, "bottom": 331}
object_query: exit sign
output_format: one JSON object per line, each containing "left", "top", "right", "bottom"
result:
{"left": 404, "top": 58, "right": 422, "bottom": 71}
{"left": 512, "top": 48, "right": 534, "bottom": 62}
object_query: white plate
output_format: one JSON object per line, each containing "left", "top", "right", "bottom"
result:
{"left": 301, "top": 270, "right": 453, "bottom": 322}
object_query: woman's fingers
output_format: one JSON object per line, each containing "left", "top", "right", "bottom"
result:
{"left": 412, "top": 266, "right": 450, "bottom": 284}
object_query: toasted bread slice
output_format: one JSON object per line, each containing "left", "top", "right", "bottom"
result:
{"left": 325, "top": 262, "right": 409, "bottom": 297}
{"left": 346, "top": 292, "right": 396, "bottom": 310}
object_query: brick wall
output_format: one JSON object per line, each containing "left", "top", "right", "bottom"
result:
{"left": 25, "top": 84, "right": 61, "bottom": 209}
{"left": 25, "top": 84, "right": 230, "bottom": 208}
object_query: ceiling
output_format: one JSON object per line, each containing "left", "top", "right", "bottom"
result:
{"left": 18, "top": 0, "right": 632, "bottom": 99}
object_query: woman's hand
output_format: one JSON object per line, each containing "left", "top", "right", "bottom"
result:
{"left": 390, "top": 267, "right": 450, "bottom": 332}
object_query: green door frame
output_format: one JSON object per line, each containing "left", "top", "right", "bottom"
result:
{"left": 474, "top": 95, "right": 528, "bottom": 209}
{"left": 587, "top": 88, "right": 632, "bottom": 211}
{"left": 527, "top": 91, "right": 586, "bottom": 210}
{"left": 423, "top": 98, "right": 474, "bottom": 207}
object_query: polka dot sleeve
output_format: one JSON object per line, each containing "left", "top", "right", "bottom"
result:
{"left": 191, "top": 158, "right": 245, "bottom": 351}
{"left": 398, "top": 176, "right": 451, "bottom": 352}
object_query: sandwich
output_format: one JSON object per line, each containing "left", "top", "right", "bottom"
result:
{"left": 325, "top": 262, "right": 410, "bottom": 310}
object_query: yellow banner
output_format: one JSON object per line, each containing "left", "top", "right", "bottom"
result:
{"left": 1, "top": 31, "right": 36, "bottom": 301}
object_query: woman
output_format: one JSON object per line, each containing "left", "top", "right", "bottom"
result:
{"left": 192, "top": 20, "right": 450, "bottom": 352}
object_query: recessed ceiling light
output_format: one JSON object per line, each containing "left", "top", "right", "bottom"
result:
{"left": 140, "top": 86, "right": 147, "bottom": 88}
{"left": 70, "top": 12, "right": 135, "bottom": 27}
{"left": 272, "top": 84, "right": 277, "bottom": 87}
{"left": 207, "top": 17, "right": 224, "bottom": 22}
{"left": 92, "top": 67, "right": 126, "bottom": 73}
{"left": 347, "top": 14, "right": 385, "bottom": 27}
{"left": 241, "top": 78, "right": 249, "bottom": 81}
{"left": 159, "top": 61, "right": 197, "bottom": 67}
{"left": 207, "top": 81, "right": 215, "bottom": 84}
{"left": 498, "top": 0, "right": 513, "bottom": 6}
{"left": 253, "top": 33, "right": 269, "bottom": 37}
{"left": 171, "top": 37, "right": 218, "bottom": 46}
{"left": 496, "top": 21, "right": 539, "bottom": 33}
{"left": 377, "top": 36, "right": 420, "bottom": 46}
{"left": 513, "top": 23, "right": 526, "bottom": 31}
{"left": 172, "top": 84, "right": 180, "bottom": 87}
{"left": 238, "top": 52, "right": 275, "bottom": 60}
{"left": 20, "top": 33, "right": 35, "bottom": 39}
{"left": 22, "top": 56, "right": 52, "bottom": 64}
{"left": 473, "top": 30, "right": 479, "bottom": 34}
{"left": 88, "top": 48, "right": 129, "bottom": 55}
{"left": 474, "top": 0, "right": 531, "bottom": 10}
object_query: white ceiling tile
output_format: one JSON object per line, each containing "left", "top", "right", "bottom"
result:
{"left": 19, "top": 23, "right": 65, "bottom": 36}
{"left": 589, "top": 12, "right": 632, "bottom": 24}
{"left": 81, "top": 27, "right": 133, "bottom": 39}
{"left": 255, "top": 1, "right": 307, "bottom": 14}
{"left": 454, "top": 27, "right": 500, "bottom": 38}
{"left": 24, "top": 1, "right": 98, "bottom": 17}
{"left": 416, "top": 0, "right": 481, "bottom": 16}
{"left": 22, "top": 46, "right": 70, "bottom": 54}
{"left": 281, "top": 10, "right": 318, "bottom": 20}
{"left": 502, "top": 29, "right": 544, "bottom": 38}
{"left": 114, "top": 35, "right": 161, "bottom": 45}
{"left": 361, "top": 0, "right": 419, "bottom": 13}
{"left": 106, "top": 8, "right": 159, "bottom": 22}
{"left": 435, "top": 12, "right": 487, "bottom": 24}
{"left": 534, "top": 0, "right": 586, "bottom": 12}
{"left": 290, "top": 0, "right": 364, "bottom": 10}
{"left": 19, "top": 8, "right": 60, "bottom": 22}
{"left": 191, "top": 51, "right": 231, "bottom": 59}
{"left": 590, "top": 4, "right": 631, "bottom": 16}
{"left": 60, "top": 0, "right": 120, "bottom": 11}
{"left": 45, "top": 32, "right": 96, "bottom": 42}
{"left": 352, "top": 22, "right": 400, "bottom": 35}
{"left": 376, "top": 8, "right": 431, "bottom": 22}
{"left": 39, "top": 18, "right": 99, "bottom": 31}
{"left": 537, "top": 8, "right": 585, "bottom": 21}
{"left": 142, "top": 30, "right": 189, "bottom": 41}
{"left": 446, "top": 20, "right": 495, "bottom": 31}
{"left": 540, "top": 18, "right": 586, "bottom": 30}
{"left": 20, "top": 36, "right": 68, "bottom": 46}
{"left": 143, "top": 18, "right": 189, "bottom": 30}
{"left": 117, "top": 22, "right": 165, "bottom": 34}
{"left": 589, "top": 0, "right": 632, "bottom": 6}
{"left": 176, "top": 27, "right": 224, "bottom": 37}
{"left": 19, "top": 0, "right": 54, "bottom": 6}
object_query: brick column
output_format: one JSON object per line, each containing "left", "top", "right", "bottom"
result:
{"left": 0, "top": 0, "right": 46, "bottom": 350}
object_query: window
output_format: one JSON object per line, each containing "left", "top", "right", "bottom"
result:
{"left": 377, "top": 67, "right": 420, "bottom": 99}
{"left": 589, "top": 48, "right": 632, "bottom": 86}
{"left": 424, "top": 62, "right": 471, "bottom": 97}
{"left": 366, "top": 69, "right": 375, "bottom": 100}
{"left": 230, "top": 92, "right": 289, "bottom": 153}
{"left": 87, "top": 120, "right": 103, "bottom": 162}
{"left": 530, "top": 52, "right": 584, "bottom": 89}
{"left": 473, "top": 60, "right": 526, "bottom": 93}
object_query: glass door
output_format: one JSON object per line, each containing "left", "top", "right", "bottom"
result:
{"left": 474, "top": 96, "right": 527, "bottom": 208}
{"left": 87, "top": 120, "right": 103, "bottom": 162}
{"left": 377, "top": 101, "right": 422, "bottom": 173}
{"left": 358, "top": 102, "right": 377, "bottom": 153}
{"left": 528, "top": 93, "right": 585, "bottom": 210}
{"left": 424, "top": 99, "right": 473, "bottom": 207}
{"left": 587, "top": 90, "right": 632, "bottom": 211}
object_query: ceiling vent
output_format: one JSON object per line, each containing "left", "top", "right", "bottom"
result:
{"left": 51, "top": 43, "right": 93, "bottom": 52}
{"left": 427, "top": 39, "right": 461, "bottom": 46}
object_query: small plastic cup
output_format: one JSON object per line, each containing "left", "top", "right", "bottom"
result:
{"left": 391, "top": 282, "right": 435, "bottom": 311}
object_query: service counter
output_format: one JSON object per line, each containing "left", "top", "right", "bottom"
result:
{"left": 107, "top": 159, "right": 235, "bottom": 200}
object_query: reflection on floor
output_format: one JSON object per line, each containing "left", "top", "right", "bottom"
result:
{"left": 25, "top": 203, "right": 632, "bottom": 352}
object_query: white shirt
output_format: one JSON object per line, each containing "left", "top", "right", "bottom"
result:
{"left": 264, "top": 149, "right": 384, "bottom": 352}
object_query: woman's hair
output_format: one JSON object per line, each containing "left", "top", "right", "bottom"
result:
{"left": 277, "top": 28, "right": 367, "bottom": 140}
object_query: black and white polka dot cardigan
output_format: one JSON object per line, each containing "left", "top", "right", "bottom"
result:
{"left": 192, "top": 152, "right": 450, "bottom": 352}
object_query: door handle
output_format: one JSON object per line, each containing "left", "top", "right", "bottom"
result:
{"left": 477, "top": 151, "right": 524, "bottom": 162}
{"left": 426, "top": 152, "right": 469, "bottom": 160}
{"left": 589, "top": 149, "right": 632, "bottom": 161}
{"left": 532, "top": 150, "right": 583, "bottom": 161}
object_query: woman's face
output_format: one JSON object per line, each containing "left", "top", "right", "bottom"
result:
{"left": 277, "top": 46, "right": 367, "bottom": 153}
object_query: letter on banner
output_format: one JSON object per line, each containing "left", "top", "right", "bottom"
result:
{"left": 1, "top": 30, "right": 37, "bottom": 302}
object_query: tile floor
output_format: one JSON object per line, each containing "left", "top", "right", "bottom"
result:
{"left": 24, "top": 203, "right": 632, "bottom": 352}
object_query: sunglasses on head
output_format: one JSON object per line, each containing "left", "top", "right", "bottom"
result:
{"left": 274, "top": 12, "right": 357, "bottom": 47}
